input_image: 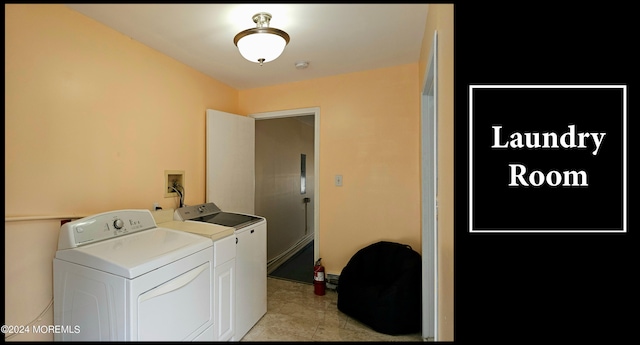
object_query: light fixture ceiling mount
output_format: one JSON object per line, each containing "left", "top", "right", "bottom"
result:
{"left": 233, "top": 12, "right": 290, "bottom": 66}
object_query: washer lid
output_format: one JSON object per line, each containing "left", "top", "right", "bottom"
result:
{"left": 55, "top": 227, "right": 212, "bottom": 279}
{"left": 193, "top": 212, "right": 263, "bottom": 229}
{"left": 173, "top": 203, "right": 264, "bottom": 230}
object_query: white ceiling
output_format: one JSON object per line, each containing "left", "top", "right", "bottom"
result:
{"left": 65, "top": 4, "right": 429, "bottom": 90}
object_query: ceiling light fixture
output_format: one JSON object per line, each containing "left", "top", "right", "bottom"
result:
{"left": 233, "top": 12, "right": 290, "bottom": 66}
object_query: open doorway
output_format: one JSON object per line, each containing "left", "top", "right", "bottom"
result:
{"left": 250, "top": 107, "right": 320, "bottom": 281}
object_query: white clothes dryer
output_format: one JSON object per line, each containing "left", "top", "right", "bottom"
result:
{"left": 53, "top": 209, "right": 215, "bottom": 341}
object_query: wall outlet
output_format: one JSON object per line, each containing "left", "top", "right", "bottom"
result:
{"left": 335, "top": 174, "right": 343, "bottom": 186}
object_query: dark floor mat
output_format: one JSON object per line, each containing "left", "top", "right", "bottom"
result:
{"left": 268, "top": 241, "right": 314, "bottom": 284}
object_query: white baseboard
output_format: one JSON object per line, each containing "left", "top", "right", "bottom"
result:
{"left": 267, "top": 233, "right": 314, "bottom": 274}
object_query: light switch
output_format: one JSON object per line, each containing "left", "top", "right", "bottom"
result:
{"left": 335, "top": 175, "right": 343, "bottom": 186}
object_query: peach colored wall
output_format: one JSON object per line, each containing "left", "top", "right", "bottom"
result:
{"left": 419, "top": 4, "right": 455, "bottom": 341}
{"left": 238, "top": 64, "right": 422, "bottom": 276}
{"left": 5, "top": 4, "right": 239, "bottom": 216}
{"left": 5, "top": 4, "right": 238, "bottom": 341}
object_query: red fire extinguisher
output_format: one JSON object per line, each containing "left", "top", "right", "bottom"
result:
{"left": 314, "top": 258, "right": 326, "bottom": 296}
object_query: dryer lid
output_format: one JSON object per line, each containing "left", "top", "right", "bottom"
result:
{"left": 55, "top": 227, "right": 212, "bottom": 279}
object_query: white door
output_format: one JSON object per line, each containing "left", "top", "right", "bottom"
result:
{"left": 206, "top": 109, "right": 255, "bottom": 214}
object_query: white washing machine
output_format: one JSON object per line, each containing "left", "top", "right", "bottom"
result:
{"left": 53, "top": 209, "right": 215, "bottom": 341}
{"left": 173, "top": 202, "right": 267, "bottom": 341}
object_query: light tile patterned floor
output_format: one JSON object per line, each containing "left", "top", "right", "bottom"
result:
{"left": 241, "top": 277, "right": 423, "bottom": 342}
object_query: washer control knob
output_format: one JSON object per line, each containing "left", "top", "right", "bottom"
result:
{"left": 197, "top": 206, "right": 205, "bottom": 213}
{"left": 113, "top": 219, "right": 124, "bottom": 230}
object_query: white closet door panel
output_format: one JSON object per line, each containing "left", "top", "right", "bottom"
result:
{"left": 206, "top": 109, "right": 255, "bottom": 214}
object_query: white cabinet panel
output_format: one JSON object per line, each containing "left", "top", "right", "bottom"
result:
{"left": 213, "top": 235, "right": 236, "bottom": 341}
{"left": 214, "top": 258, "right": 235, "bottom": 341}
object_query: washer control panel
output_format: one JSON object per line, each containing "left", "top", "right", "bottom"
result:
{"left": 174, "top": 202, "right": 222, "bottom": 221}
{"left": 57, "top": 209, "right": 157, "bottom": 250}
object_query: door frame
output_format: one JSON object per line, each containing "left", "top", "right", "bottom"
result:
{"left": 249, "top": 107, "right": 321, "bottom": 263}
{"left": 421, "top": 30, "right": 438, "bottom": 341}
